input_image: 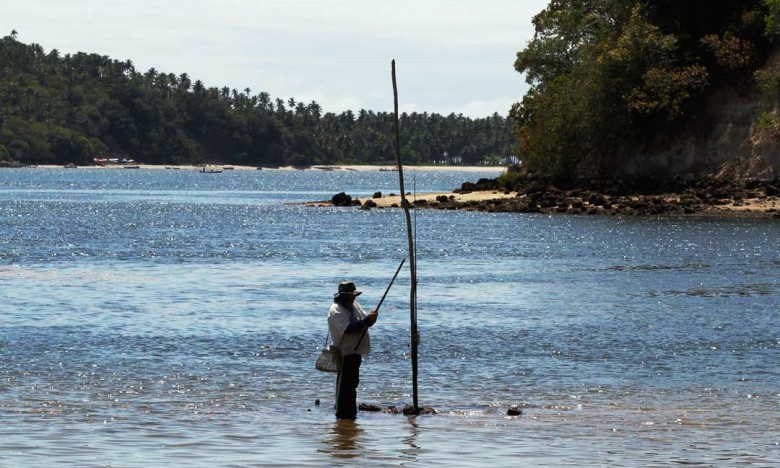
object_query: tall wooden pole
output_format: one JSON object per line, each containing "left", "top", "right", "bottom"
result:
{"left": 392, "top": 60, "right": 419, "bottom": 412}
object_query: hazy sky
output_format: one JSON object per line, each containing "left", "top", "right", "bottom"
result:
{"left": 4, "top": 0, "right": 549, "bottom": 117}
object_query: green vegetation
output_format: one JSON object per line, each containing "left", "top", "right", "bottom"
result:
{"left": 754, "top": 110, "right": 780, "bottom": 142}
{"left": 512, "top": 0, "right": 780, "bottom": 182}
{"left": 0, "top": 33, "right": 515, "bottom": 166}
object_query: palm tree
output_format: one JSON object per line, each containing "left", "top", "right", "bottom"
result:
{"left": 178, "top": 73, "right": 191, "bottom": 91}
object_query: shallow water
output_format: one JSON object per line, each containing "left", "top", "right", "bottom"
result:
{"left": 0, "top": 168, "right": 778, "bottom": 466}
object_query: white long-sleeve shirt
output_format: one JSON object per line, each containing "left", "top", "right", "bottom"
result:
{"left": 328, "top": 301, "right": 371, "bottom": 356}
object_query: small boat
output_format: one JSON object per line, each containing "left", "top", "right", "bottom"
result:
{"left": 223, "top": 165, "right": 235, "bottom": 170}
{"left": 123, "top": 164, "right": 141, "bottom": 169}
{"left": 64, "top": 163, "right": 77, "bottom": 168}
{"left": 201, "top": 164, "right": 223, "bottom": 173}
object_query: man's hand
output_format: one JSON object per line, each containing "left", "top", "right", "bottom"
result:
{"left": 367, "top": 309, "right": 379, "bottom": 325}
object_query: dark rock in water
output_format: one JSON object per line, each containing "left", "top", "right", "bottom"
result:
{"left": 386, "top": 404, "right": 433, "bottom": 415}
{"left": 372, "top": 191, "right": 383, "bottom": 199}
{"left": 331, "top": 192, "right": 352, "bottom": 206}
{"left": 402, "top": 404, "right": 437, "bottom": 415}
{"left": 315, "top": 399, "right": 320, "bottom": 405}
{"left": 507, "top": 406, "right": 523, "bottom": 416}
{"left": 361, "top": 199, "right": 377, "bottom": 210}
{"left": 358, "top": 403, "right": 381, "bottom": 412}
{"left": 436, "top": 195, "right": 450, "bottom": 203}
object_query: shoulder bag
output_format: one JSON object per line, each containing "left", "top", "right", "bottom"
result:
{"left": 315, "top": 330, "right": 343, "bottom": 373}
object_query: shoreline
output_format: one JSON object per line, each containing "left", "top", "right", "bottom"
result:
{"left": 320, "top": 189, "right": 780, "bottom": 219}
{"left": 29, "top": 163, "right": 507, "bottom": 173}
{"left": 18, "top": 163, "right": 779, "bottom": 217}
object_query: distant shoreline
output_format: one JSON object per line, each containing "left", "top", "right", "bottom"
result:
{"left": 30, "top": 163, "right": 507, "bottom": 173}
{"left": 24, "top": 163, "right": 777, "bottom": 218}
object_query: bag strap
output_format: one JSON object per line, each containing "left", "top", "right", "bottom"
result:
{"left": 325, "top": 305, "right": 351, "bottom": 348}
{"left": 323, "top": 327, "right": 345, "bottom": 348}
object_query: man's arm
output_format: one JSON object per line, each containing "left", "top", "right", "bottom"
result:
{"left": 343, "top": 309, "right": 378, "bottom": 333}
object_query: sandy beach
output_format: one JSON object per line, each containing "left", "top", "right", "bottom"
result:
{"left": 354, "top": 190, "right": 517, "bottom": 207}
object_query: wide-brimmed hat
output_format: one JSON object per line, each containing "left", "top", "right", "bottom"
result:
{"left": 334, "top": 281, "right": 362, "bottom": 298}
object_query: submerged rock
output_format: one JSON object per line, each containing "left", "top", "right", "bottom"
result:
{"left": 402, "top": 404, "right": 437, "bottom": 415}
{"left": 507, "top": 405, "right": 523, "bottom": 416}
{"left": 358, "top": 403, "right": 381, "bottom": 412}
{"left": 382, "top": 405, "right": 437, "bottom": 415}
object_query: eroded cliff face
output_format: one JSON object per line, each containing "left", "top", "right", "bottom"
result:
{"left": 620, "top": 55, "right": 780, "bottom": 182}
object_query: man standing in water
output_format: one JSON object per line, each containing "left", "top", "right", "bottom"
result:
{"left": 328, "top": 281, "right": 378, "bottom": 420}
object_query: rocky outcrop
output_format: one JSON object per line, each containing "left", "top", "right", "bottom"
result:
{"left": 331, "top": 192, "right": 361, "bottom": 207}
{"left": 423, "top": 177, "right": 779, "bottom": 217}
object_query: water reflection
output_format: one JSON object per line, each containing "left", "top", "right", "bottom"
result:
{"left": 320, "top": 420, "right": 365, "bottom": 460}
{"left": 401, "top": 417, "right": 422, "bottom": 460}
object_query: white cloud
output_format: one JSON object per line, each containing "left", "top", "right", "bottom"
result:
{"left": 2, "top": 0, "right": 548, "bottom": 117}
{"left": 458, "top": 97, "right": 519, "bottom": 118}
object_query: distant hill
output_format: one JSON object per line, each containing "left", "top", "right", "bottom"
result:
{"left": 512, "top": 1, "right": 780, "bottom": 183}
{"left": 0, "top": 32, "right": 515, "bottom": 167}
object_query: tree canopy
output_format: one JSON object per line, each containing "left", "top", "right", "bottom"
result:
{"left": 0, "top": 34, "right": 515, "bottom": 166}
{"left": 512, "top": 0, "right": 780, "bottom": 181}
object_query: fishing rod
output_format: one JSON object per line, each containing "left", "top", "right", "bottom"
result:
{"left": 354, "top": 258, "right": 405, "bottom": 350}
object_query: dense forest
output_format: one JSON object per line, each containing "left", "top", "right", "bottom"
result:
{"left": 0, "top": 32, "right": 515, "bottom": 167}
{"left": 512, "top": 0, "right": 780, "bottom": 181}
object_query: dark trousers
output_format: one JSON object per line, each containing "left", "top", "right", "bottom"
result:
{"left": 335, "top": 354, "right": 362, "bottom": 419}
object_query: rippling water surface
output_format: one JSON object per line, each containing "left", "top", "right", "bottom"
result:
{"left": 0, "top": 168, "right": 778, "bottom": 466}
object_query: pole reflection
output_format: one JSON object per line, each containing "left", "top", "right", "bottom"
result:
{"left": 401, "top": 416, "right": 422, "bottom": 460}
